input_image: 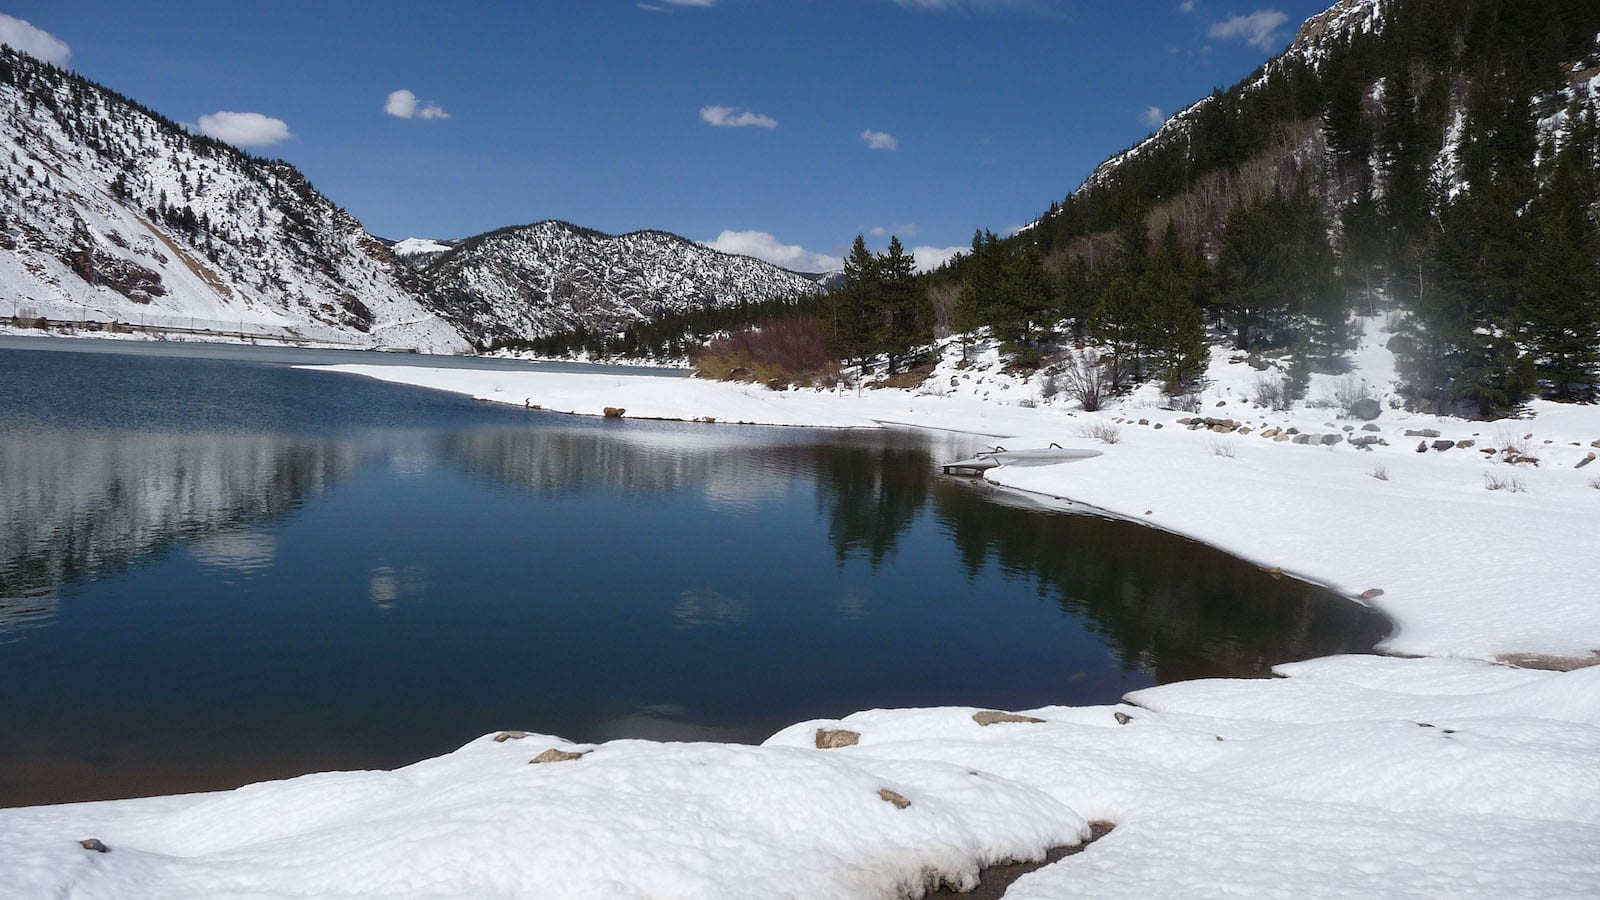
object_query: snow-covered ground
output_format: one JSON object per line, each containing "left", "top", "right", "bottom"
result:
{"left": 6, "top": 317, "right": 1598, "bottom": 897}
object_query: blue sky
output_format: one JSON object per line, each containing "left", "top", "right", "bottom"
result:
{"left": 4, "top": 1, "right": 1332, "bottom": 271}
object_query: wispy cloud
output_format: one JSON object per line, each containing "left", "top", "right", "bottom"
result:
{"left": 705, "top": 230, "right": 841, "bottom": 272}
{"left": 385, "top": 89, "right": 450, "bottom": 120}
{"left": 1142, "top": 106, "right": 1165, "bottom": 127}
{"left": 870, "top": 223, "right": 919, "bottom": 238}
{"left": 860, "top": 129, "right": 900, "bottom": 151}
{"left": 700, "top": 105, "right": 778, "bottom": 129}
{"left": 197, "top": 111, "right": 293, "bottom": 148}
{"left": 0, "top": 13, "right": 71, "bottom": 65}
{"left": 1177, "top": 0, "right": 1196, "bottom": 12}
{"left": 1208, "top": 9, "right": 1289, "bottom": 50}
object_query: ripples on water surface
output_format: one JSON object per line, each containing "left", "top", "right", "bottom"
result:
{"left": 0, "top": 343, "right": 1387, "bottom": 806}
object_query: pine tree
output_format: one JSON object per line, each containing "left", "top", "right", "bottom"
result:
{"left": 876, "top": 236, "right": 924, "bottom": 374}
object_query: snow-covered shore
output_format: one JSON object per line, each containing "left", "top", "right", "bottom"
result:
{"left": 5, "top": 320, "right": 1597, "bottom": 897}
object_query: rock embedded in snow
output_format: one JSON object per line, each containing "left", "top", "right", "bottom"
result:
{"left": 876, "top": 789, "right": 912, "bottom": 809}
{"left": 1362, "top": 424, "right": 1382, "bottom": 432}
{"left": 1360, "top": 588, "right": 1385, "bottom": 600}
{"left": 530, "top": 748, "right": 588, "bottom": 764}
{"left": 815, "top": 728, "right": 861, "bottom": 749}
{"left": 1350, "top": 398, "right": 1382, "bottom": 420}
{"left": 493, "top": 731, "right": 529, "bottom": 743}
{"left": 79, "top": 838, "right": 109, "bottom": 853}
{"left": 973, "top": 711, "right": 1046, "bottom": 726}
{"left": 1406, "top": 429, "right": 1442, "bottom": 438}
{"left": 1432, "top": 440, "right": 1456, "bottom": 452}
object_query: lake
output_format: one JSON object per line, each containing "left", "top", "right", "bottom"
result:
{"left": 0, "top": 340, "right": 1388, "bottom": 807}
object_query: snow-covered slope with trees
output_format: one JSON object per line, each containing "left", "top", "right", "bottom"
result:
{"left": 421, "top": 221, "right": 821, "bottom": 348}
{"left": 0, "top": 48, "right": 469, "bottom": 352}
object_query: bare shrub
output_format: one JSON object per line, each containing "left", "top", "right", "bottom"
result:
{"left": 1170, "top": 391, "right": 1203, "bottom": 413}
{"left": 1326, "top": 375, "right": 1372, "bottom": 415}
{"left": 694, "top": 315, "right": 828, "bottom": 386}
{"left": 1208, "top": 438, "right": 1236, "bottom": 458}
{"left": 1059, "top": 349, "right": 1118, "bottom": 412}
{"left": 1483, "top": 472, "right": 1526, "bottom": 493}
{"left": 1253, "top": 373, "right": 1291, "bottom": 411}
{"left": 1368, "top": 464, "right": 1389, "bottom": 481}
{"left": 1079, "top": 421, "right": 1121, "bottom": 444}
{"left": 1040, "top": 373, "right": 1061, "bottom": 401}
{"left": 1590, "top": 475, "right": 1600, "bottom": 490}
{"left": 1016, "top": 397, "right": 1037, "bottom": 409}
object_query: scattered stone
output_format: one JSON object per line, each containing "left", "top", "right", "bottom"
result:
{"left": 1216, "top": 400, "right": 1227, "bottom": 407}
{"left": 1292, "top": 433, "right": 1312, "bottom": 445}
{"left": 1177, "top": 417, "right": 1193, "bottom": 425}
{"left": 1321, "top": 433, "right": 1343, "bottom": 446}
{"left": 815, "top": 728, "right": 860, "bottom": 749}
{"left": 1154, "top": 423, "right": 1163, "bottom": 430}
{"left": 1113, "top": 711, "right": 1132, "bottom": 725}
{"left": 1260, "top": 427, "right": 1281, "bottom": 439}
{"left": 1212, "top": 424, "right": 1231, "bottom": 434}
{"left": 1417, "top": 441, "right": 1428, "bottom": 453}
{"left": 1349, "top": 435, "right": 1380, "bottom": 448}
{"left": 973, "top": 710, "right": 1046, "bottom": 726}
{"left": 1592, "top": 439, "right": 1600, "bottom": 448}
{"left": 493, "top": 731, "right": 529, "bottom": 743}
{"left": 1238, "top": 426, "right": 1253, "bottom": 435}
{"left": 1342, "top": 425, "right": 1355, "bottom": 432}
{"left": 1350, "top": 397, "right": 1382, "bottom": 421}
{"left": 1273, "top": 433, "right": 1289, "bottom": 442}
{"left": 1138, "top": 418, "right": 1149, "bottom": 426}
{"left": 1480, "top": 447, "right": 1497, "bottom": 454}
{"left": 79, "top": 839, "right": 109, "bottom": 853}
{"left": 1286, "top": 427, "right": 1300, "bottom": 435}
{"left": 1456, "top": 439, "right": 1474, "bottom": 449}
{"left": 602, "top": 406, "right": 626, "bottom": 419}
{"left": 1432, "top": 439, "right": 1456, "bottom": 452}
{"left": 1360, "top": 588, "right": 1385, "bottom": 600}
{"left": 877, "top": 788, "right": 911, "bottom": 809}
{"left": 1405, "top": 429, "right": 1441, "bottom": 438}
{"left": 1362, "top": 424, "right": 1381, "bottom": 432}
{"left": 530, "top": 748, "right": 588, "bottom": 764}
{"left": 1577, "top": 452, "right": 1596, "bottom": 470}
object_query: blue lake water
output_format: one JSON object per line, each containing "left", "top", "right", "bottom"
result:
{"left": 0, "top": 341, "right": 1387, "bottom": 806}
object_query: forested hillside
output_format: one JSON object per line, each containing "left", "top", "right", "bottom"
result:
{"left": 827, "top": 0, "right": 1600, "bottom": 417}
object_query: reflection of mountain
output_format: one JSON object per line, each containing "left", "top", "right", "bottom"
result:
{"left": 926, "top": 481, "right": 1389, "bottom": 682}
{"left": 0, "top": 432, "right": 358, "bottom": 612}
{"left": 444, "top": 426, "right": 810, "bottom": 503}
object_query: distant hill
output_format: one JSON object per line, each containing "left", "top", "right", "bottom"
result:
{"left": 420, "top": 220, "right": 820, "bottom": 348}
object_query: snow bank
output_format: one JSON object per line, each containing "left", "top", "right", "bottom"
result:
{"left": 5, "top": 656, "right": 1595, "bottom": 897}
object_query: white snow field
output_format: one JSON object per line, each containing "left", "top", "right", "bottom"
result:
{"left": 4, "top": 318, "right": 1598, "bottom": 897}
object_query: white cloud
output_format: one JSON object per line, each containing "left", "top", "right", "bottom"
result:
{"left": 1208, "top": 9, "right": 1289, "bottom": 50}
{"left": 705, "top": 230, "right": 841, "bottom": 273}
{"left": 385, "top": 89, "right": 450, "bottom": 120}
{"left": 860, "top": 129, "right": 899, "bottom": 151}
{"left": 196, "top": 111, "right": 293, "bottom": 148}
{"left": 699, "top": 105, "right": 778, "bottom": 129}
{"left": 1178, "top": 0, "right": 1196, "bottom": 12}
{"left": 0, "top": 13, "right": 71, "bottom": 64}
{"left": 911, "top": 245, "right": 965, "bottom": 273}
{"left": 869, "top": 226, "right": 887, "bottom": 237}
{"left": 1143, "top": 105, "right": 1165, "bottom": 127}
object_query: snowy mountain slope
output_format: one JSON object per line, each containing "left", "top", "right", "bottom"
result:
{"left": 1064, "top": 0, "right": 1598, "bottom": 236}
{"left": 0, "top": 48, "right": 469, "bottom": 352}
{"left": 421, "top": 220, "right": 821, "bottom": 347}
